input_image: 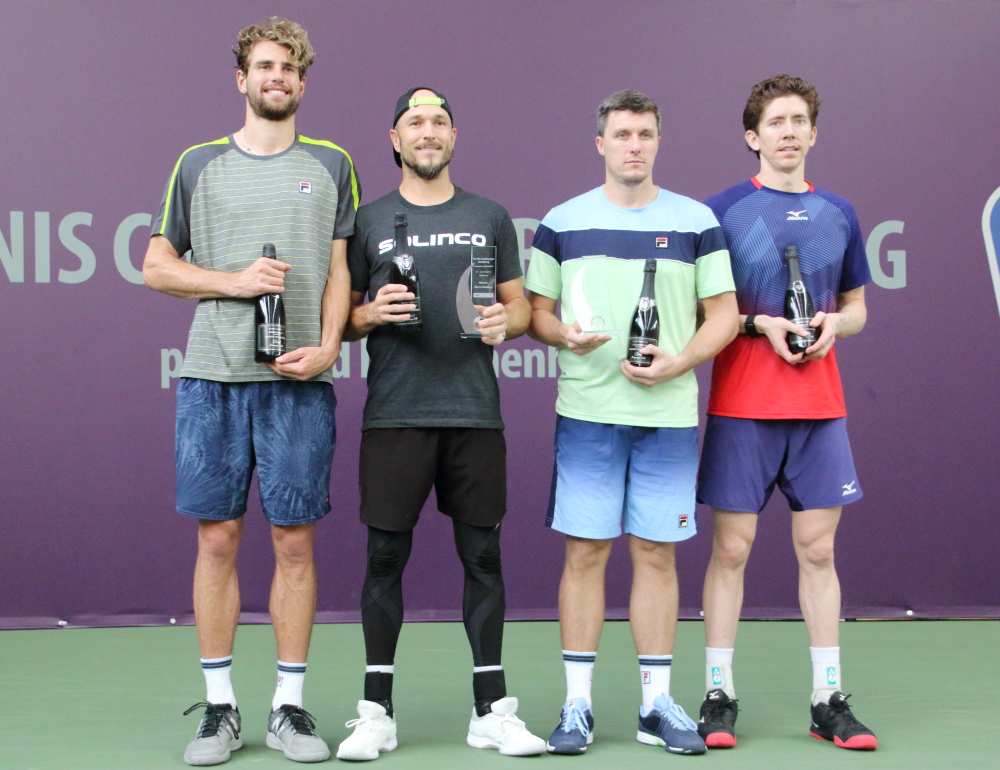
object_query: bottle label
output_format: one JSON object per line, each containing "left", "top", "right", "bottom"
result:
{"left": 638, "top": 297, "right": 656, "bottom": 311}
{"left": 257, "top": 323, "right": 285, "bottom": 354}
{"left": 790, "top": 317, "right": 817, "bottom": 341}
{"left": 394, "top": 296, "right": 421, "bottom": 325}
{"left": 627, "top": 336, "right": 657, "bottom": 366}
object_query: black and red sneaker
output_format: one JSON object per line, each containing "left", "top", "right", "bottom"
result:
{"left": 809, "top": 692, "right": 878, "bottom": 750}
{"left": 697, "top": 689, "right": 738, "bottom": 748}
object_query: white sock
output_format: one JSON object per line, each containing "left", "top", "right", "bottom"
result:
{"left": 202, "top": 656, "right": 236, "bottom": 707}
{"left": 810, "top": 646, "right": 841, "bottom": 705}
{"left": 638, "top": 655, "right": 672, "bottom": 714}
{"left": 272, "top": 660, "right": 307, "bottom": 710}
{"left": 706, "top": 647, "right": 736, "bottom": 698}
{"left": 563, "top": 650, "right": 596, "bottom": 705}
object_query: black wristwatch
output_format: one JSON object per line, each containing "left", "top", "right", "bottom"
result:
{"left": 744, "top": 314, "right": 762, "bottom": 338}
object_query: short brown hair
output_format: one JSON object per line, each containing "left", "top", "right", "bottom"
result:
{"left": 597, "top": 89, "right": 661, "bottom": 137}
{"left": 234, "top": 17, "right": 315, "bottom": 78}
{"left": 743, "top": 75, "right": 820, "bottom": 156}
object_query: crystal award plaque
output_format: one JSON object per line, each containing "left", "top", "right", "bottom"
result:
{"left": 458, "top": 245, "right": 499, "bottom": 338}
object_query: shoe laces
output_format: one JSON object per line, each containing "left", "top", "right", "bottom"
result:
{"left": 184, "top": 701, "right": 239, "bottom": 739}
{"left": 275, "top": 705, "right": 318, "bottom": 736}
{"left": 703, "top": 695, "right": 737, "bottom": 722}
{"left": 661, "top": 701, "right": 698, "bottom": 731}
{"left": 495, "top": 710, "right": 529, "bottom": 736}
{"left": 824, "top": 693, "right": 861, "bottom": 725}
{"left": 560, "top": 703, "right": 591, "bottom": 737}
{"left": 345, "top": 715, "right": 376, "bottom": 733}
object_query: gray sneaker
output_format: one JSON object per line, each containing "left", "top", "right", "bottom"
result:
{"left": 183, "top": 702, "right": 242, "bottom": 766}
{"left": 266, "top": 705, "right": 331, "bottom": 762}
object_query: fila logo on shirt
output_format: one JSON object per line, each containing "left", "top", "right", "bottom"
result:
{"left": 678, "top": 514, "right": 689, "bottom": 528}
{"left": 842, "top": 480, "right": 857, "bottom": 495}
{"left": 299, "top": 181, "right": 312, "bottom": 194}
{"left": 378, "top": 232, "right": 487, "bottom": 254}
{"left": 786, "top": 209, "right": 809, "bottom": 221}
{"left": 655, "top": 237, "right": 669, "bottom": 248}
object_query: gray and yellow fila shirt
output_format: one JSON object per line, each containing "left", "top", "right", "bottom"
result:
{"left": 152, "top": 135, "right": 359, "bottom": 384}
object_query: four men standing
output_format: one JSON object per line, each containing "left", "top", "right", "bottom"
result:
{"left": 145, "top": 16, "right": 875, "bottom": 764}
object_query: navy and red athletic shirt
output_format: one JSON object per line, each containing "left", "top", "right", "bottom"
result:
{"left": 705, "top": 178, "right": 872, "bottom": 420}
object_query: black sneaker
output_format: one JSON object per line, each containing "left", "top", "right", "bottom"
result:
{"left": 697, "top": 689, "right": 738, "bottom": 748}
{"left": 183, "top": 701, "right": 242, "bottom": 766}
{"left": 809, "top": 692, "right": 878, "bottom": 750}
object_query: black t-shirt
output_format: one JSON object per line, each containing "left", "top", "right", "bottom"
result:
{"left": 348, "top": 187, "right": 522, "bottom": 430}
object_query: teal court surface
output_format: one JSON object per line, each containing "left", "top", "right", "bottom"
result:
{"left": 0, "top": 619, "right": 994, "bottom": 769}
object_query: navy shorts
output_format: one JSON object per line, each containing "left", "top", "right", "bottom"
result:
{"left": 697, "top": 415, "right": 862, "bottom": 514}
{"left": 175, "top": 378, "right": 337, "bottom": 526}
{"left": 547, "top": 416, "right": 699, "bottom": 543}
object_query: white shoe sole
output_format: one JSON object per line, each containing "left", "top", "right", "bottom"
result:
{"left": 467, "top": 733, "right": 545, "bottom": 756}
{"left": 636, "top": 730, "right": 705, "bottom": 755}
{"left": 265, "top": 732, "right": 331, "bottom": 762}
{"left": 335, "top": 737, "right": 397, "bottom": 761}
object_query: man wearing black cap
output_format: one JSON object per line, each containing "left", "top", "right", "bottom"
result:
{"left": 336, "top": 88, "right": 544, "bottom": 760}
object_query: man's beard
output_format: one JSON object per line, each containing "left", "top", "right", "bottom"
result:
{"left": 246, "top": 88, "right": 301, "bottom": 122}
{"left": 402, "top": 145, "right": 453, "bottom": 180}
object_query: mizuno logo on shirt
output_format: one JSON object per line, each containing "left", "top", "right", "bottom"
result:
{"left": 786, "top": 209, "right": 809, "bottom": 220}
{"left": 842, "top": 481, "right": 857, "bottom": 495}
{"left": 378, "top": 233, "right": 488, "bottom": 254}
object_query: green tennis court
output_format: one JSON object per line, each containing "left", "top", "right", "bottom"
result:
{"left": 0, "top": 619, "right": 993, "bottom": 768}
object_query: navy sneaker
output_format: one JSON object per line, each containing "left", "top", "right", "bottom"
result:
{"left": 637, "top": 694, "right": 706, "bottom": 755}
{"left": 810, "top": 692, "right": 878, "bottom": 750}
{"left": 546, "top": 697, "right": 594, "bottom": 755}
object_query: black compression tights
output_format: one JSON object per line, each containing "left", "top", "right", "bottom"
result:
{"left": 361, "top": 521, "right": 506, "bottom": 667}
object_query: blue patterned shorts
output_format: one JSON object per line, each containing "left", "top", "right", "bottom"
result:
{"left": 175, "top": 378, "right": 337, "bottom": 526}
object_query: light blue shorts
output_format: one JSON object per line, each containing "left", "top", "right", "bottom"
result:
{"left": 545, "top": 416, "right": 698, "bottom": 543}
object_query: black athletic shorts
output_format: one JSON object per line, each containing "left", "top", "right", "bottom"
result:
{"left": 359, "top": 428, "right": 506, "bottom": 531}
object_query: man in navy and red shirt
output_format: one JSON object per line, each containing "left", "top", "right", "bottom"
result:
{"left": 695, "top": 75, "right": 878, "bottom": 751}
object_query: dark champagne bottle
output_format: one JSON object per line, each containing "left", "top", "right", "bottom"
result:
{"left": 783, "top": 245, "right": 818, "bottom": 354}
{"left": 626, "top": 258, "right": 659, "bottom": 367}
{"left": 389, "top": 212, "right": 422, "bottom": 331}
{"left": 254, "top": 243, "right": 286, "bottom": 363}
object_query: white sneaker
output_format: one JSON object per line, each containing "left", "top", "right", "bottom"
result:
{"left": 467, "top": 696, "right": 546, "bottom": 756}
{"left": 336, "top": 700, "right": 398, "bottom": 761}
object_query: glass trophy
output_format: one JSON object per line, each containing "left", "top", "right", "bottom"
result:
{"left": 458, "top": 245, "right": 499, "bottom": 338}
{"left": 571, "top": 263, "right": 626, "bottom": 335}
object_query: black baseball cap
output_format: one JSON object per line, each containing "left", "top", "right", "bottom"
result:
{"left": 392, "top": 87, "right": 453, "bottom": 167}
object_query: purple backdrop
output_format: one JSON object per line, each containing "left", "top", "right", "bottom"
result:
{"left": 2, "top": 0, "right": 998, "bottom": 629}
